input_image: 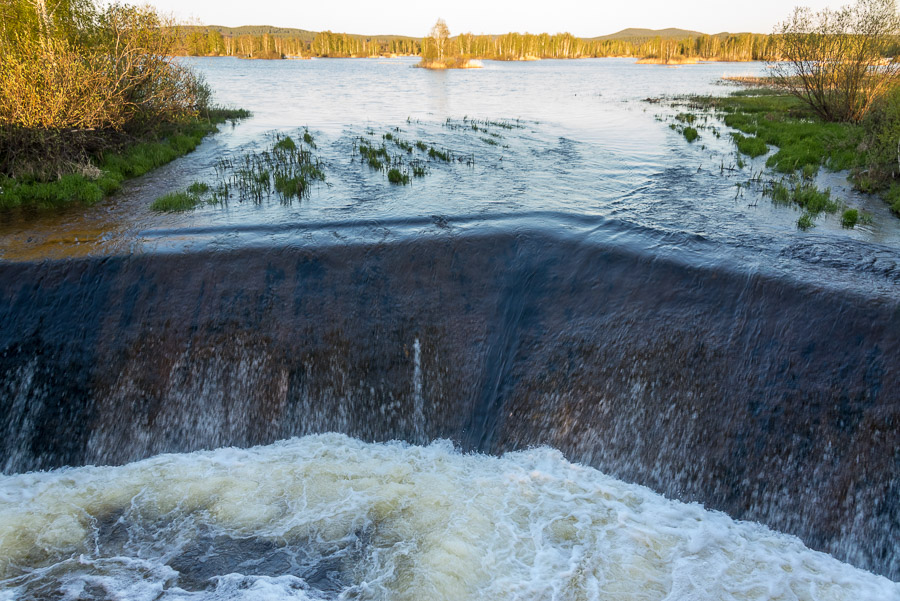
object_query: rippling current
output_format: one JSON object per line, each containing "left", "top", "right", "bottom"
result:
{"left": 1, "top": 58, "right": 898, "bottom": 296}
{"left": 2, "top": 435, "right": 898, "bottom": 600}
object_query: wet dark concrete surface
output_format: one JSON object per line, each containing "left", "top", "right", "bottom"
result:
{"left": 1, "top": 229, "right": 898, "bottom": 578}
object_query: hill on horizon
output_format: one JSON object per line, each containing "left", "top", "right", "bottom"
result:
{"left": 193, "top": 25, "right": 419, "bottom": 43}
{"left": 184, "top": 24, "right": 760, "bottom": 43}
{"left": 590, "top": 27, "right": 707, "bottom": 41}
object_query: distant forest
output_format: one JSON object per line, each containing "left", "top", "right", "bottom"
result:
{"left": 172, "top": 26, "right": 776, "bottom": 62}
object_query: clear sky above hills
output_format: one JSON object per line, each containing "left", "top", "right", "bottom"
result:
{"left": 149, "top": 0, "right": 843, "bottom": 37}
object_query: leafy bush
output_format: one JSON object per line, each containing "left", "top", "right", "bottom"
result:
{"left": 771, "top": 0, "right": 900, "bottom": 123}
{"left": 859, "top": 87, "right": 900, "bottom": 190}
{"left": 0, "top": 5, "right": 210, "bottom": 132}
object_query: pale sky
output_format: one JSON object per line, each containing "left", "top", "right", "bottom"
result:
{"left": 146, "top": 0, "right": 845, "bottom": 38}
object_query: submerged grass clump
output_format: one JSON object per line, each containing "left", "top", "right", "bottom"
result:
{"left": 355, "top": 127, "right": 464, "bottom": 184}
{"left": 206, "top": 130, "right": 325, "bottom": 206}
{"left": 187, "top": 181, "right": 209, "bottom": 195}
{"left": 428, "top": 147, "right": 451, "bottom": 161}
{"left": 841, "top": 208, "right": 859, "bottom": 228}
{"left": 357, "top": 140, "right": 391, "bottom": 171}
{"left": 151, "top": 190, "right": 203, "bottom": 212}
{"left": 683, "top": 127, "right": 699, "bottom": 143}
{"left": 765, "top": 176, "right": 839, "bottom": 218}
{"left": 151, "top": 179, "right": 216, "bottom": 212}
{"left": 352, "top": 121, "right": 493, "bottom": 186}
{"left": 274, "top": 136, "right": 297, "bottom": 152}
{"left": 387, "top": 168, "right": 410, "bottom": 184}
{"left": 888, "top": 184, "right": 900, "bottom": 216}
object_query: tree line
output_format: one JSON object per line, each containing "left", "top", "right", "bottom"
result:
{"left": 172, "top": 28, "right": 776, "bottom": 61}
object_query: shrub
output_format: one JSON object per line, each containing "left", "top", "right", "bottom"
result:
{"left": 771, "top": 0, "right": 900, "bottom": 123}
{"left": 0, "top": 5, "right": 211, "bottom": 132}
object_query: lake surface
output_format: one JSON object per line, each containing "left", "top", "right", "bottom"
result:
{"left": 0, "top": 57, "right": 897, "bottom": 295}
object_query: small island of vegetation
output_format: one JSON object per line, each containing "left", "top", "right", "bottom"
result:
{"left": 418, "top": 19, "right": 480, "bottom": 69}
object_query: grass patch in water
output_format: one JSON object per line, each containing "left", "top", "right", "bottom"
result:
{"left": 841, "top": 208, "right": 859, "bottom": 228}
{"left": 274, "top": 136, "right": 297, "bottom": 152}
{"left": 186, "top": 181, "right": 209, "bottom": 195}
{"left": 686, "top": 93, "right": 860, "bottom": 174}
{"left": 678, "top": 89, "right": 900, "bottom": 221}
{"left": 765, "top": 177, "right": 839, "bottom": 215}
{"left": 683, "top": 127, "right": 699, "bottom": 143}
{"left": 428, "top": 147, "right": 451, "bottom": 161}
{"left": 151, "top": 188, "right": 204, "bottom": 212}
{"left": 387, "top": 168, "right": 410, "bottom": 184}
{"left": 797, "top": 213, "right": 814, "bottom": 230}
{"left": 208, "top": 131, "right": 325, "bottom": 205}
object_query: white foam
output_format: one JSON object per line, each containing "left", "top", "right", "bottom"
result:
{"left": 0, "top": 434, "right": 897, "bottom": 600}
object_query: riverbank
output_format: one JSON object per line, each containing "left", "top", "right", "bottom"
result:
{"left": 0, "top": 108, "right": 250, "bottom": 212}
{"left": 671, "top": 86, "right": 900, "bottom": 220}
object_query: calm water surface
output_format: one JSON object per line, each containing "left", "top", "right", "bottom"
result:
{"left": 0, "top": 57, "right": 897, "bottom": 295}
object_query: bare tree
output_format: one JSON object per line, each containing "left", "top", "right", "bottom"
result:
{"left": 771, "top": 0, "right": 900, "bottom": 122}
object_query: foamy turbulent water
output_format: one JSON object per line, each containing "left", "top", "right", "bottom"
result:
{"left": 1, "top": 434, "right": 896, "bottom": 600}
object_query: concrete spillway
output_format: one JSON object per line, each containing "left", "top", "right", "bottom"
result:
{"left": 1, "top": 229, "right": 897, "bottom": 579}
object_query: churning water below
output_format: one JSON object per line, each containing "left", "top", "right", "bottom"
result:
{"left": 2, "top": 434, "right": 898, "bottom": 600}
{"left": 2, "top": 58, "right": 899, "bottom": 598}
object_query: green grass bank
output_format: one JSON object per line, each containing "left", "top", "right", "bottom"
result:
{"left": 682, "top": 88, "right": 900, "bottom": 218}
{"left": 0, "top": 108, "right": 249, "bottom": 211}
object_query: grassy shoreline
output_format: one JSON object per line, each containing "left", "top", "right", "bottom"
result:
{"left": 673, "top": 87, "right": 900, "bottom": 221}
{"left": 0, "top": 108, "right": 249, "bottom": 212}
